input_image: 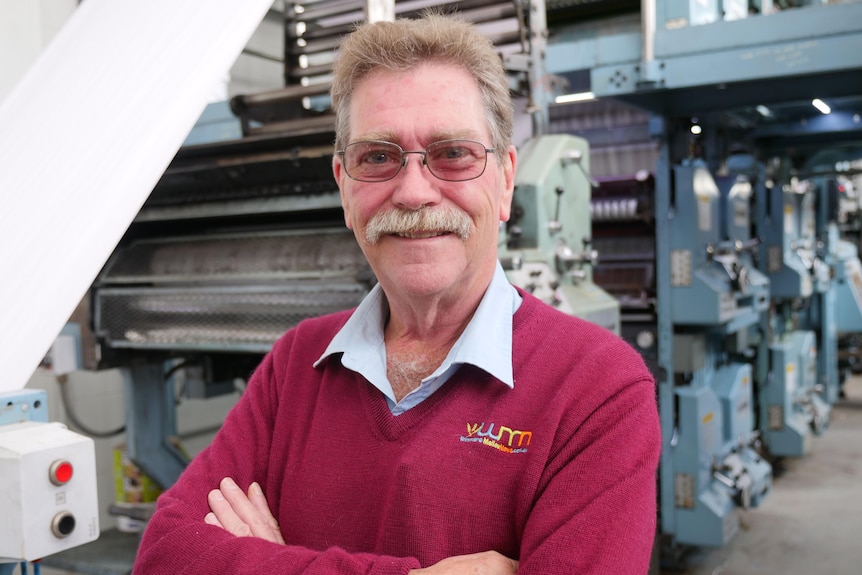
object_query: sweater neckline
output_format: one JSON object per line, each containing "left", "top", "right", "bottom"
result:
{"left": 356, "top": 293, "right": 539, "bottom": 441}
{"left": 360, "top": 374, "right": 460, "bottom": 441}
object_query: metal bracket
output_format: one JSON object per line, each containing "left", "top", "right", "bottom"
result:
{"left": 122, "top": 365, "right": 188, "bottom": 489}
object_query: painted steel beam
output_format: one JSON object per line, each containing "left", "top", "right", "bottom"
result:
{"left": 547, "top": 3, "right": 862, "bottom": 113}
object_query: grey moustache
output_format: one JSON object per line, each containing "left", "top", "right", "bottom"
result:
{"left": 365, "top": 208, "right": 472, "bottom": 244}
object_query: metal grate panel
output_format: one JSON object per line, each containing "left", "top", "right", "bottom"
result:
{"left": 100, "top": 229, "right": 369, "bottom": 284}
{"left": 95, "top": 283, "right": 367, "bottom": 352}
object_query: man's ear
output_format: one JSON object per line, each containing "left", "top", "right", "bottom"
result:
{"left": 333, "top": 156, "right": 353, "bottom": 229}
{"left": 499, "top": 145, "right": 517, "bottom": 222}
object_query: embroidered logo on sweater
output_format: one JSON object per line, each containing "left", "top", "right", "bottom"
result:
{"left": 460, "top": 422, "right": 532, "bottom": 454}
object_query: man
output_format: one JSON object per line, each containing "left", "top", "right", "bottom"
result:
{"left": 133, "top": 13, "right": 661, "bottom": 575}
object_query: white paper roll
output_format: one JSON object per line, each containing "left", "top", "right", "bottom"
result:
{"left": 0, "top": 0, "right": 274, "bottom": 392}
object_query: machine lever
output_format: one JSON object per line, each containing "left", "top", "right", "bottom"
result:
{"left": 735, "top": 237, "right": 761, "bottom": 253}
{"left": 555, "top": 241, "right": 598, "bottom": 283}
{"left": 548, "top": 186, "right": 564, "bottom": 234}
{"left": 562, "top": 149, "right": 599, "bottom": 188}
{"left": 712, "top": 453, "right": 753, "bottom": 509}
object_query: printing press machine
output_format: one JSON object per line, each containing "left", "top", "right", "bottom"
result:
{"left": 499, "top": 134, "right": 621, "bottom": 336}
{"left": 575, "top": 152, "right": 775, "bottom": 549}
{"left": 539, "top": 0, "right": 862, "bottom": 558}
{"left": 86, "top": 84, "right": 371, "bottom": 486}
{"left": 589, "top": 171, "right": 659, "bottom": 371}
{"left": 801, "top": 153, "right": 862, "bottom": 389}
{"left": 737, "top": 156, "right": 833, "bottom": 457}
{"left": 657, "top": 160, "right": 772, "bottom": 548}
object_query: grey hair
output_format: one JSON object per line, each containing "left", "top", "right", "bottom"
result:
{"left": 330, "top": 13, "right": 513, "bottom": 161}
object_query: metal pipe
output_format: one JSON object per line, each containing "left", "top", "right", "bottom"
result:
{"left": 641, "top": 0, "right": 656, "bottom": 65}
{"left": 232, "top": 83, "right": 332, "bottom": 109}
{"left": 245, "top": 115, "right": 336, "bottom": 137}
{"left": 527, "top": 0, "right": 549, "bottom": 137}
{"left": 366, "top": 0, "right": 395, "bottom": 23}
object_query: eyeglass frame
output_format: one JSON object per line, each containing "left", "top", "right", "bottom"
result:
{"left": 335, "top": 139, "right": 497, "bottom": 183}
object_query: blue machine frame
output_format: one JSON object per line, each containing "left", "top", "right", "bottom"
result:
{"left": 543, "top": 0, "right": 862, "bottom": 553}
{"left": 656, "top": 156, "right": 772, "bottom": 547}
{"left": 546, "top": 2, "right": 862, "bottom": 114}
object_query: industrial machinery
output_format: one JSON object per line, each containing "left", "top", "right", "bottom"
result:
{"left": 801, "top": 176, "right": 841, "bottom": 407}
{"left": 540, "top": 0, "right": 862, "bottom": 560}
{"left": 834, "top": 237, "right": 862, "bottom": 381}
{"left": 750, "top": 162, "right": 831, "bottom": 455}
{"left": 589, "top": 171, "right": 659, "bottom": 373}
{"left": 803, "top": 154, "right": 862, "bottom": 380}
{"left": 499, "top": 134, "right": 620, "bottom": 334}
{"left": 84, "top": 0, "right": 379, "bottom": 486}
{"left": 658, "top": 160, "right": 771, "bottom": 548}
{"left": 575, "top": 147, "right": 775, "bottom": 551}
{"left": 0, "top": 390, "right": 100, "bottom": 574}
{"left": 804, "top": 174, "right": 862, "bottom": 399}
{"left": 90, "top": 115, "right": 375, "bottom": 487}
{"left": 833, "top": 212, "right": 862, "bottom": 380}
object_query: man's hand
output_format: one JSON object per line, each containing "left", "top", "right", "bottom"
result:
{"left": 205, "top": 480, "right": 516, "bottom": 573}
{"left": 205, "top": 477, "right": 285, "bottom": 544}
{"left": 409, "top": 551, "right": 518, "bottom": 575}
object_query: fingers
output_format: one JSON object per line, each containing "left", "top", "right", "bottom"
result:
{"left": 248, "top": 481, "right": 285, "bottom": 544}
{"left": 206, "top": 477, "right": 285, "bottom": 544}
{"left": 207, "top": 481, "right": 253, "bottom": 537}
{"left": 409, "top": 551, "right": 518, "bottom": 575}
{"left": 248, "top": 482, "right": 272, "bottom": 519}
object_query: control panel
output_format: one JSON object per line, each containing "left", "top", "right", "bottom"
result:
{"left": 0, "top": 420, "right": 99, "bottom": 561}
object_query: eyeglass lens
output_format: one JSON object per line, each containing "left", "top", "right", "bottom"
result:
{"left": 342, "top": 140, "right": 490, "bottom": 182}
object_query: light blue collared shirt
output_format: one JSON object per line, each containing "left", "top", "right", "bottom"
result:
{"left": 314, "top": 262, "right": 522, "bottom": 414}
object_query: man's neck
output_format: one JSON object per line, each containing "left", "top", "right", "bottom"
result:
{"left": 380, "top": 260, "right": 499, "bottom": 401}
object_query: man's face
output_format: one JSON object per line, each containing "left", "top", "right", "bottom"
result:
{"left": 333, "top": 63, "right": 516, "bottom": 304}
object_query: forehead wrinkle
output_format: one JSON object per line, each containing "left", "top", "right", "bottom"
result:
{"left": 350, "top": 129, "right": 488, "bottom": 149}
{"left": 432, "top": 129, "right": 485, "bottom": 143}
{"left": 352, "top": 130, "right": 401, "bottom": 145}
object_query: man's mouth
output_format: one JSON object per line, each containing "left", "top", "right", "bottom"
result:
{"left": 393, "top": 231, "right": 448, "bottom": 239}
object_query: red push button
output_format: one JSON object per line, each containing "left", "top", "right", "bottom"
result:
{"left": 49, "top": 460, "right": 74, "bottom": 486}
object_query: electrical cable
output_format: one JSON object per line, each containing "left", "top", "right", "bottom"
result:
{"left": 164, "top": 359, "right": 197, "bottom": 404}
{"left": 164, "top": 359, "right": 194, "bottom": 380}
{"left": 56, "top": 375, "right": 125, "bottom": 438}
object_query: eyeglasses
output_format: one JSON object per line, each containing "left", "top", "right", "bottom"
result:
{"left": 337, "top": 139, "right": 496, "bottom": 183}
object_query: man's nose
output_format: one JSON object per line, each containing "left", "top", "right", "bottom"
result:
{"left": 400, "top": 152, "right": 427, "bottom": 172}
{"left": 391, "top": 154, "right": 441, "bottom": 210}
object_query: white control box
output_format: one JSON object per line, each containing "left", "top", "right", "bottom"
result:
{"left": 0, "top": 421, "right": 100, "bottom": 561}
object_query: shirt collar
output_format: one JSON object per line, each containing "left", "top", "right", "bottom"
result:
{"left": 314, "top": 261, "right": 520, "bottom": 399}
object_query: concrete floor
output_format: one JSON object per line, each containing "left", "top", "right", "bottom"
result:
{"left": 29, "top": 378, "right": 862, "bottom": 575}
{"left": 665, "top": 376, "right": 862, "bottom": 575}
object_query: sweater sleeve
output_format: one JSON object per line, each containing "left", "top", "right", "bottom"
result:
{"left": 132, "top": 329, "right": 421, "bottom": 575}
{"left": 517, "top": 346, "right": 662, "bottom": 574}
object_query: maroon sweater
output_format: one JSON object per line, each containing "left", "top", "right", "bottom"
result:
{"left": 134, "top": 291, "right": 661, "bottom": 574}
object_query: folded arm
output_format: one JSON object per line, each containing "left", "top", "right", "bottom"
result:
{"left": 205, "top": 476, "right": 518, "bottom": 575}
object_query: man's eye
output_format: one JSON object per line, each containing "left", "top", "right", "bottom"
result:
{"left": 362, "top": 150, "right": 394, "bottom": 164}
{"left": 440, "top": 146, "right": 467, "bottom": 159}
{"left": 430, "top": 145, "right": 476, "bottom": 165}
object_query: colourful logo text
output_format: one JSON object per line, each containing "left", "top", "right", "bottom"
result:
{"left": 460, "top": 422, "right": 532, "bottom": 454}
